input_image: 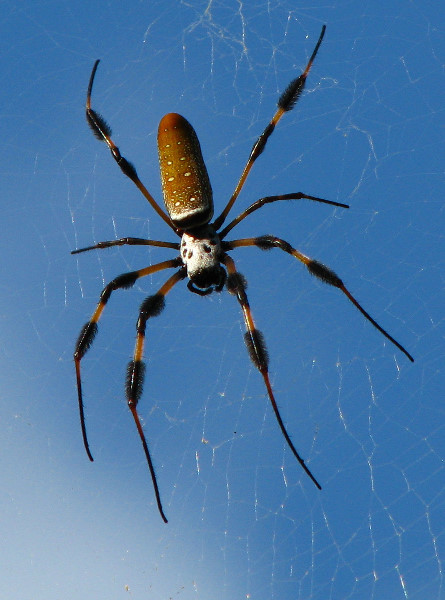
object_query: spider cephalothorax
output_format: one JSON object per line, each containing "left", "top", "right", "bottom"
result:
{"left": 180, "top": 226, "right": 226, "bottom": 295}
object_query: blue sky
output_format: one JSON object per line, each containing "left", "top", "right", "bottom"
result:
{"left": 1, "top": 2, "right": 444, "bottom": 599}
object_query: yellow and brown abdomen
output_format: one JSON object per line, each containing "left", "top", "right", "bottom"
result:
{"left": 158, "top": 113, "right": 213, "bottom": 230}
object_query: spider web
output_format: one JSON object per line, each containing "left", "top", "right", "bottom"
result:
{"left": 1, "top": 1, "right": 444, "bottom": 599}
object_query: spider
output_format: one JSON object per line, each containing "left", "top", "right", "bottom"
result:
{"left": 73, "top": 25, "right": 413, "bottom": 523}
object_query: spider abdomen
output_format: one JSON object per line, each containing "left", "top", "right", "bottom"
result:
{"left": 158, "top": 113, "right": 213, "bottom": 230}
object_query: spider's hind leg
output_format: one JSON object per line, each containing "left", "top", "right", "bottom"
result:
{"left": 222, "top": 254, "right": 322, "bottom": 490}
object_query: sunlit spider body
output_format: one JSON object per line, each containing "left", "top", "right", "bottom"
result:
{"left": 73, "top": 26, "right": 413, "bottom": 523}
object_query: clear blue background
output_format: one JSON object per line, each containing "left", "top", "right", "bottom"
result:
{"left": 1, "top": 2, "right": 443, "bottom": 599}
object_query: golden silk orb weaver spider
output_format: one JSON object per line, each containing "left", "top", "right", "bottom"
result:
{"left": 73, "top": 25, "right": 414, "bottom": 523}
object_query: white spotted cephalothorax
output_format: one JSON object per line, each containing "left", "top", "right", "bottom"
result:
{"left": 73, "top": 26, "right": 413, "bottom": 523}
{"left": 180, "top": 226, "right": 225, "bottom": 294}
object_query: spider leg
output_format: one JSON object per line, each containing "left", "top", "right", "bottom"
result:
{"left": 222, "top": 254, "right": 322, "bottom": 490}
{"left": 86, "top": 60, "right": 176, "bottom": 232}
{"left": 74, "top": 258, "right": 181, "bottom": 463}
{"left": 72, "top": 237, "right": 179, "bottom": 255}
{"left": 226, "top": 236, "right": 414, "bottom": 362}
{"left": 126, "top": 268, "right": 187, "bottom": 523}
{"left": 214, "top": 25, "right": 326, "bottom": 231}
{"left": 220, "top": 192, "right": 349, "bottom": 239}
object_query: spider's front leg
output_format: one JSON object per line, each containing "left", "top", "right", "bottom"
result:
{"left": 73, "top": 259, "right": 181, "bottom": 463}
{"left": 126, "top": 268, "right": 186, "bottom": 523}
{"left": 222, "top": 254, "right": 322, "bottom": 490}
{"left": 225, "top": 236, "right": 414, "bottom": 362}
